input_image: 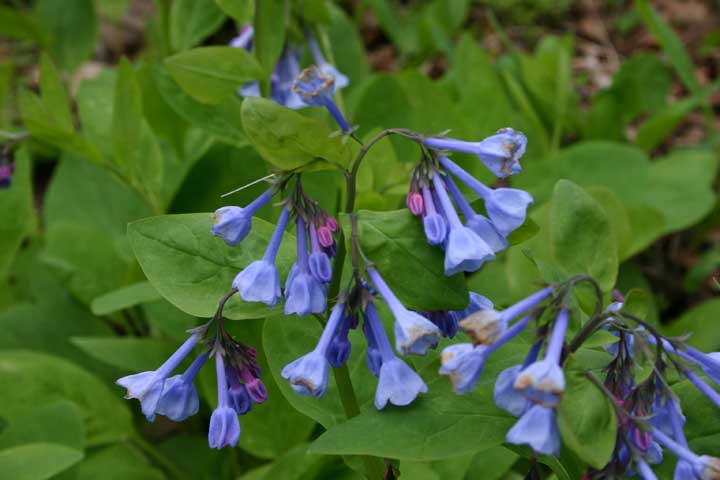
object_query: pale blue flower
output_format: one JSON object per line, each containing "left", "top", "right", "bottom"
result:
{"left": 421, "top": 184, "right": 447, "bottom": 245}
{"left": 306, "top": 29, "right": 349, "bottom": 89}
{"left": 208, "top": 353, "right": 240, "bottom": 449}
{"left": 505, "top": 404, "right": 560, "bottom": 456}
{"left": 212, "top": 189, "right": 273, "bottom": 246}
{"left": 156, "top": 351, "right": 208, "bottom": 422}
{"left": 284, "top": 216, "right": 326, "bottom": 316}
{"left": 293, "top": 66, "right": 350, "bottom": 131}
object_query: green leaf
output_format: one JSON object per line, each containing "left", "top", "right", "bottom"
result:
{"left": 215, "top": 0, "right": 253, "bottom": 22}
{"left": 39, "top": 53, "right": 73, "bottom": 131}
{"left": 326, "top": 4, "right": 369, "bottom": 86}
{"left": 35, "top": 0, "right": 97, "bottom": 71}
{"left": 128, "top": 213, "right": 295, "bottom": 319}
{"left": 170, "top": 0, "right": 226, "bottom": 51}
{"left": 662, "top": 298, "right": 720, "bottom": 352}
{"left": 70, "top": 337, "right": 177, "bottom": 372}
{"left": 91, "top": 281, "right": 161, "bottom": 315}
{"left": 557, "top": 355, "right": 617, "bottom": 468}
{"left": 0, "top": 148, "right": 35, "bottom": 279}
{"left": 0, "top": 443, "right": 83, "bottom": 480}
{"left": 549, "top": 180, "right": 618, "bottom": 291}
{"left": 0, "top": 351, "right": 133, "bottom": 445}
{"left": 166, "top": 47, "right": 263, "bottom": 104}
{"left": 157, "top": 436, "right": 234, "bottom": 479}
{"left": 241, "top": 97, "right": 352, "bottom": 170}
{"left": 635, "top": 90, "right": 713, "bottom": 151}
{"left": 0, "top": 5, "right": 47, "bottom": 43}
{"left": 72, "top": 443, "right": 165, "bottom": 480}
{"left": 253, "top": 0, "right": 287, "bottom": 75}
{"left": 622, "top": 288, "right": 649, "bottom": 320}
{"left": 346, "top": 209, "right": 469, "bottom": 311}
{"left": 153, "top": 64, "right": 247, "bottom": 147}
{"left": 0, "top": 400, "right": 85, "bottom": 451}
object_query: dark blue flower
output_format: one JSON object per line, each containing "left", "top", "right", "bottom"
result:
{"left": 505, "top": 404, "right": 560, "bottom": 456}
{"left": 327, "top": 312, "right": 352, "bottom": 368}
{"left": 232, "top": 207, "right": 289, "bottom": 306}
{"left": 208, "top": 353, "right": 241, "bottom": 449}
{"left": 227, "top": 366, "right": 253, "bottom": 415}
{"left": 367, "top": 267, "right": 440, "bottom": 355}
{"left": 212, "top": 189, "right": 273, "bottom": 246}
{"left": 364, "top": 302, "right": 427, "bottom": 409}
{"left": 362, "top": 314, "right": 383, "bottom": 377}
{"left": 156, "top": 351, "right": 208, "bottom": 422}
{"left": 425, "top": 129, "right": 527, "bottom": 178}
{"left": 116, "top": 333, "right": 200, "bottom": 421}
{"left": 284, "top": 216, "right": 326, "bottom": 316}
{"left": 308, "top": 223, "right": 332, "bottom": 283}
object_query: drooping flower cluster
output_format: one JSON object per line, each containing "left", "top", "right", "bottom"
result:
{"left": 409, "top": 129, "right": 533, "bottom": 276}
{"left": 212, "top": 178, "right": 339, "bottom": 313}
{"left": 116, "top": 303, "right": 267, "bottom": 449}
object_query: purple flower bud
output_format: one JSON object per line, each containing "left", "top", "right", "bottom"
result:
{"left": 327, "top": 313, "right": 352, "bottom": 368}
{"left": 245, "top": 378, "right": 268, "bottom": 404}
{"left": 212, "top": 189, "right": 273, "bottom": 246}
{"left": 424, "top": 311, "right": 458, "bottom": 338}
{"left": 208, "top": 354, "right": 241, "bottom": 449}
{"left": 425, "top": 128, "right": 527, "bottom": 178}
{"left": 116, "top": 333, "right": 199, "bottom": 421}
{"left": 308, "top": 223, "right": 332, "bottom": 283}
{"left": 420, "top": 184, "right": 447, "bottom": 245}
{"left": 317, "top": 225, "right": 334, "bottom": 248}
{"left": 406, "top": 191, "right": 424, "bottom": 216}
{"left": 505, "top": 404, "right": 560, "bottom": 456}
{"left": 156, "top": 352, "right": 209, "bottom": 421}
{"left": 233, "top": 207, "right": 290, "bottom": 306}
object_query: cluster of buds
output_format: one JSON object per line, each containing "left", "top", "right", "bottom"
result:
{"left": 408, "top": 129, "right": 533, "bottom": 276}
{"left": 116, "top": 293, "right": 267, "bottom": 449}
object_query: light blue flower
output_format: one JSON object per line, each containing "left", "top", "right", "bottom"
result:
{"left": 494, "top": 365, "right": 531, "bottom": 417}
{"left": 362, "top": 314, "right": 383, "bottom": 377}
{"left": 368, "top": 268, "right": 440, "bottom": 356}
{"left": 116, "top": 333, "right": 199, "bottom": 421}
{"left": 365, "top": 302, "right": 427, "bottom": 409}
{"left": 156, "top": 352, "right": 208, "bottom": 422}
{"left": 505, "top": 404, "right": 560, "bottom": 456}
{"left": 306, "top": 29, "right": 349, "bottom": 89}
{"left": 425, "top": 128, "right": 527, "bottom": 178}
{"left": 208, "top": 353, "right": 241, "bottom": 449}
{"left": 281, "top": 302, "right": 345, "bottom": 398}
{"left": 308, "top": 223, "right": 333, "bottom": 283}
{"left": 232, "top": 207, "right": 289, "bottom": 306}
{"left": 438, "top": 155, "right": 533, "bottom": 236}
{"left": 439, "top": 343, "right": 487, "bottom": 394}
{"left": 293, "top": 66, "right": 350, "bottom": 132}
{"left": 284, "top": 216, "right": 326, "bottom": 316}
{"left": 451, "top": 292, "right": 494, "bottom": 321}
{"left": 212, "top": 189, "right": 273, "bottom": 246}
{"left": 421, "top": 184, "right": 447, "bottom": 245}
{"left": 636, "top": 458, "right": 658, "bottom": 480}
{"left": 651, "top": 428, "right": 720, "bottom": 480}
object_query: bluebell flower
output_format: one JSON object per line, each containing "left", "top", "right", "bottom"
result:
{"left": 238, "top": 365, "right": 267, "bottom": 404}
{"left": 652, "top": 428, "right": 720, "bottom": 480}
{"left": 421, "top": 184, "right": 447, "bottom": 245}
{"left": 306, "top": 29, "right": 349, "bottom": 89}
{"left": 444, "top": 175, "right": 507, "bottom": 253}
{"left": 451, "top": 292, "right": 494, "bottom": 321}
{"left": 232, "top": 207, "right": 289, "bottom": 306}
{"left": 458, "top": 287, "right": 552, "bottom": 345}
{"left": 440, "top": 314, "right": 533, "bottom": 394}
{"left": 308, "top": 223, "right": 332, "bottom": 283}
{"left": 212, "top": 188, "right": 273, "bottom": 246}
{"left": 682, "top": 369, "right": 720, "bottom": 409}
{"left": 293, "top": 66, "right": 351, "bottom": 132}
{"left": 367, "top": 267, "right": 440, "bottom": 355}
{"left": 156, "top": 351, "right": 208, "bottom": 422}
{"left": 438, "top": 155, "right": 533, "bottom": 236}
{"left": 425, "top": 128, "right": 527, "bottom": 178}
{"left": 327, "top": 312, "right": 352, "bottom": 368}
{"left": 505, "top": 404, "right": 560, "bottom": 456}
{"left": 116, "top": 333, "right": 199, "bottom": 421}
{"left": 514, "top": 310, "right": 568, "bottom": 407}
{"left": 362, "top": 314, "right": 383, "bottom": 377}
{"left": 281, "top": 302, "right": 345, "bottom": 397}
{"left": 208, "top": 353, "right": 241, "bottom": 449}
{"left": 229, "top": 25, "right": 253, "bottom": 50}
{"left": 636, "top": 458, "right": 658, "bottom": 480}
{"left": 364, "top": 302, "right": 427, "bottom": 409}
{"left": 494, "top": 341, "right": 542, "bottom": 417}
{"left": 284, "top": 216, "right": 326, "bottom": 316}
{"left": 227, "top": 368, "right": 253, "bottom": 415}
{"left": 432, "top": 173, "right": 495, "bottom": 275}
{"left": 423, "top": 311, "right": 458, "bottom": 338}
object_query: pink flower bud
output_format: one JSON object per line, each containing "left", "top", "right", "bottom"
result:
{"left": 406, "top": 191, "right": 424, "bottom": 216}
{"left": 317, "top": 225, "right": 334, "bottom": 248}
{"left": 325, "top": 216, "right": 339, "bottom": 232}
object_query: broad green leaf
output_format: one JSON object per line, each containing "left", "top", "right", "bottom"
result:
{"left": 154, "top": 64, "right": 248, "bottom": 147}
{"left": 0, "top": 351, "right": 133, "bottom": 445}
{"left": 253, "top": 0, "right": 287, "bottom": 75}
{"left": 0, "top": 400, "right": 85, "bottom": 451}
{"left": 346, "top": 209, "right": 469, "bottom": 311}
{"left": 557, "top": 355, "right": 617, "bottom": 468}
{"left": 0, "top": 148, "right": 35, "bottom": 279}
{"left": 166, "top": 47, "right": 263, "bottom": 104}
{"left": 0, "top": 443, "right": 83, "bottom": 480}
{"left": 170, "top": 0, "right": 226, "bottom": 51}
{"left": 326, "top": 4, "right": 369, "bottom": 87}
{"left": 301, "top": 0, "right": 331, "bottom": 23}
{"left": 35, "top": 0, "right": 97, "bottom": 70}
{"left": 241, "top": 97, "right": 352, "bottom": 170}
{"left": 622, "top": 288, "right": 649, "bottom": 320}
{"left": 463, "top": 446, "right": 519, "bottom": 480}
{"left": 587, "top": 186, "right": 632, "bottom": 260}
{"left": 215, "top": 0, "right": 253, "bottom": 22}
{"left": 75, "top": 68, "right": 116, "bottom": 158}
{"left": 91, "top": 281, "right": 161, "bottom": 315}
{"left": 157, "top": 436, "right": 234, "bottom": 480}
{"left": 128, "top": 213, "right": 294, "bottom": 319}
{"left": 550, "top": 180, "right": 618, "bottom": 291}
{"left": 70, "top": 337, "right": 177, "bottom": 372}
{"left": 662, "top": 298, "right": 720, "bottom": 352}
{"left": 71, "top": 443, "right": 165, "bottom": 480}
{"left": 39, "top": 53, "right": 73, "bottom": 131}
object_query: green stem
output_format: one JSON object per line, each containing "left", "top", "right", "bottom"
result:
{"left": 132, "top": 433, "right": 189, "bottom": 480}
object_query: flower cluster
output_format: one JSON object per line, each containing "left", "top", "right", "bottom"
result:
{"left": 212, "top": 179, "right": 339, "bottom": 313}
{"left": 116, "top": 305, "right": 267, "bottom": 449}
{"left": 408, "top": 129, "right": 533, "bottom": 276}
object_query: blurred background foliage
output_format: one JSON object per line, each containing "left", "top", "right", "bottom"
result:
{"left": 0, "top": 0, "right": 718, "bottom": 479}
